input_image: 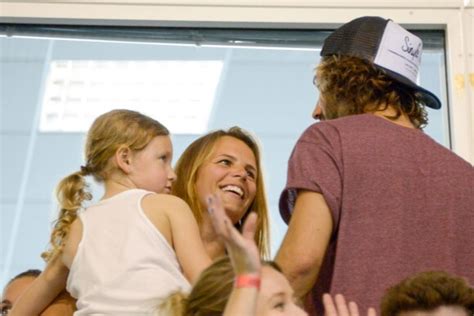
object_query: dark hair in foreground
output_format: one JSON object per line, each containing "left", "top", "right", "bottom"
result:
{"left": 7, "top": 269, "right": 41, "bottom": 286}
{"left": 381, "top": 271, "right": 474, "bottom": 316}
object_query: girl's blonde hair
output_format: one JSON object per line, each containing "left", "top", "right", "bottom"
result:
{"left": 172, "top": 127, "right": 270, "bottom": 259}
{"left": 42, "top": 109, "right": 169, "bottom": 261}
{"left": 161, "top": 256, "right": 234, "bottom": 316}
{"left": 160, "top": 256, "right": 282, "bottom": 315}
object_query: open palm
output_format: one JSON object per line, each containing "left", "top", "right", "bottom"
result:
{"left": 207, "top": 193, "right": 261, "bottom": 275}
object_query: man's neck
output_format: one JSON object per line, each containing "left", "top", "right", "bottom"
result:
{"left": 372, "top": 105, "right": 417, "bottom": 129}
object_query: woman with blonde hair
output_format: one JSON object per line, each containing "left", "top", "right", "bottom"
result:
{"left": 173, "top": 126, "right": 270, "bottom": 259}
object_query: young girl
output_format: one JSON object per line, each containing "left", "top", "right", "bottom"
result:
{"left": 10, "top": 109, "right": 212, "bottom": 315}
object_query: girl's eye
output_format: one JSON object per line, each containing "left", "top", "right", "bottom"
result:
{"left": 1, "top": 306, "right": 11, "bottom": 315}
{"left": 159, "top": 155, "right": 168, "bottom": 162}
{"left": 273, "top": 302, "right": 285, "bottom": 311}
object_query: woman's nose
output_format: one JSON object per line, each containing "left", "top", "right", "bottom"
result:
{"left": 231, "top": 166, "right": 248, "bottom": 180}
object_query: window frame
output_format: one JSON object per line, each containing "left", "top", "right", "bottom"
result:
{"left": 1, "top": 1, "right": 472, "bottom": 163}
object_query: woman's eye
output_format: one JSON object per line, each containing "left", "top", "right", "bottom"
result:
{"left": 218, "top": 159, "right": 231, "bottom": 166}
{"left": 246, "top": 170, "right": 256, "bottom": 179}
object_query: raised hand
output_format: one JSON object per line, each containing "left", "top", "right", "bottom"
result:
{"left": 206, "top": 193, "right": 261, "bottom": 275}
{"left": 323, "top": 294, "right": 377, "bottom": 316}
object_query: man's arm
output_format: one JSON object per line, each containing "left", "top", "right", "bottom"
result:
{"left": 275, "top": 190, "right": 333, "bottom": 298}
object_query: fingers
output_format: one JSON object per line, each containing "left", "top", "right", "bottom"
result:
{"left": 335, "top": 294, "right": 350, "bottom": 316}
{"left": 224, "top": 212, "right": 236, "bottom": 236}
{"left": 207, "top": 194, "right": 226, "bottom": 235}
{"left": 208, "top": 193, "right": 258, "bottom": 242}
{"left": 207, "top": 193, "right": 241, "bottom": 243}
{"left": 207, "top": 193, "right": 222, "bottom": 216}
{"left": 348, "top": 301, "right": 360, "bottom": 316}
{"left": 241, "top": 212, "right": 257, "bottom": 241}
{"left": 323, "top": 294, "right": 369, "bottom": 316}
{"left": 323, "top": 293, "right": 337, "bottom": 316}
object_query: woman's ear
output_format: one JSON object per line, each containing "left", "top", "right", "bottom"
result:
{"left": 115, "top": 145, "right": 133, "bottom": 174}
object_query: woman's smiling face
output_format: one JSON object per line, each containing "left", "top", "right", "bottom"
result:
{"left": 195, "top": 136, "right": 257, "bottom": 224}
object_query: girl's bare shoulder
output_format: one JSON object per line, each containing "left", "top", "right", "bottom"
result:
{"left": 141, "top": 193, "right": 193, "bottom": 216}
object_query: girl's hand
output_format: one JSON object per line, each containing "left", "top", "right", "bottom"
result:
{"left": 323, "top": 294, "right": 377, "bottom": 316}
{"left": 206, "top": 193, "right": 261, "bottom": 275}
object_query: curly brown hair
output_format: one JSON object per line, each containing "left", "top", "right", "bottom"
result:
{"left": 315, "top": 55, "right": 428, "bottom": 128}
{"left": 380, "top": 271, "right": 474, "bottom": 316}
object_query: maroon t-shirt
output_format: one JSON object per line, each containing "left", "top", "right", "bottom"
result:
{"left": 280, "top": 114, "right": 474, "bottom": 315}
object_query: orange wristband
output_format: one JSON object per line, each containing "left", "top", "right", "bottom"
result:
{"left": 235, "top": 274, "right": 261, "bottom": 289}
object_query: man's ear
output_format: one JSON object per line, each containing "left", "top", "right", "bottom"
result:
{"left": 115, "top": 145, "right": 133, "bottom": 174}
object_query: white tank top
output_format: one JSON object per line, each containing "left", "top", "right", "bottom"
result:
{"left": 66, "top": 189, "right": 190, "bottom": 315}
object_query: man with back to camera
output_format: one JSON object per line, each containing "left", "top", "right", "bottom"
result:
{"left": 275, "top": 16, "right": 474, "bottom": 315}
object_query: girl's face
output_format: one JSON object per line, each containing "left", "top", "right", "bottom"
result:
{"left": 195, "top": 136, "right": 257, "bottom": 224}
{"left": 256, "top": 267, "right": 308, "bottom": 316}
{"left": 128, "top": 135, "right": 176, "bottom": 194}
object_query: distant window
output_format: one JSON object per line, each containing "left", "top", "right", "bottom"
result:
{"left": 40, "top": 60, "right": 223, "bottom": 134}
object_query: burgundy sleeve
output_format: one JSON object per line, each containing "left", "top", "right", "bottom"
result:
{"left": 279, "top": 123, "right": 343, "bottom": 231}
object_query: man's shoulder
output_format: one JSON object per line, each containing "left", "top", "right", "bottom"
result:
{"left": 309, "top": 114, "right": 371, "bottom": 129}
{"left": 301, "top": 115, "right": 370, "bottom": 139}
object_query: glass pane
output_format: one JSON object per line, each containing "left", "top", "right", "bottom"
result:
{"left": 0, "top": 26, "right": 448, "bottom": 287}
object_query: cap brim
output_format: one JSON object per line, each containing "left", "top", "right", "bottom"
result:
{"left": 377, "top": 65, "right": 442, "bottom": 109}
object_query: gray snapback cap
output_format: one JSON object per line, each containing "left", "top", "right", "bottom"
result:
{"left": 321, "top": 16, "right": 441, "bottom": 109}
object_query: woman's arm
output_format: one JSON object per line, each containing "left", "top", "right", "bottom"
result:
{"left": 207, "top": 193, "right": 261, "bottom": 316}
{"left": 9, "top": 255, "right": 69, "bottom": 316}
